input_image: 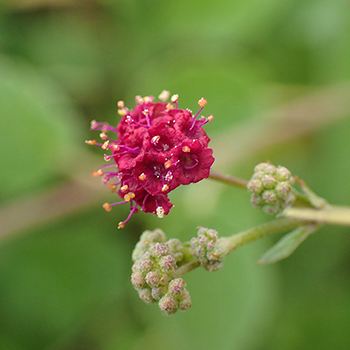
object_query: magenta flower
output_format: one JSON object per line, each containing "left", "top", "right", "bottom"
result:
{"left": 87, "top": 91, "right": 214, "bottom": 228}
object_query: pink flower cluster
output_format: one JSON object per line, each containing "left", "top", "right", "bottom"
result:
{"left": 87, "top": 91, "right": 214, "bottom": 228}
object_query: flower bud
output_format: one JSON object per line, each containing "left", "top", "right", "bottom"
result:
{"left": 151, "top": 243, "right": 169, "bottom": 258}
{"left": 159, "top": 255, "right": 176, "bottom": 273}
{"left": 248, "top": 162, "right": 295, "bottom": 215}
{"left": 131, "top": 272, "right": 146, "bottom": 289}
{"left": 138, "top": 288, "right": 153, "bottom": 304}
{"left": 168, "top": 278, "right": 186, "bottom": 296}
{"left": 159, "top": 294, "right": 178, "bottom": 316}
{"left": 178, "top": 289, "right": 191, "bottom": 311}
{"left": 166, "top": 239, "right": 184, "bottom": 262}
{"left": 145, "top": 270, "right": 162, "bottom": 287}
{"left": 191, "top": 227, "right": 223, "bottom": 271}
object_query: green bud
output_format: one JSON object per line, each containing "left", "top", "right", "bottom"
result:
{"left": 138, "top": 288, "right": 154, "bottom": 304}
{"left": 168, "top": 278, "right": 186, "bottom": 296}
{"left": 159, "top": 294, "right": 178, "bottom": 316}
{"left": 131, "top": 271, "right": 146, "bottom": 289}
{"left": 145, "top": 270, "right": 162, "bottom": 287}
{"left": 166, "top": 238, "right": 184, "bottom": 262}
{"left": 191, "top": 227, "right": 223, "bottom": 271}
{"left": 248, "top": 162, "right": 296, "bottom": 215}
{"left": 151, "top": 243, "right": 169, "bottom": 258}
{"left": 178, "top": 289, "right": 191, "bottom": 311}
{"left": 159, "top": 255, "right": 176, "bottom": 273}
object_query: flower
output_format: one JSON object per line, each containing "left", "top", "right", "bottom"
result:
{"left": 87, "top": 91, "right": 214, "bottom": 228}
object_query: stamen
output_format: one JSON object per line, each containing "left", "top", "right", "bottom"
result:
{"left": 90, "top": 120, "right": 98, "bottom": 129}
{"left": 102, "top": 141, "right": 110, "bottom": 150}
{"left": 103, "top": 203, "right": 112, "bottom": 212}
{"left": 159, "top": 90, "right": 170, "bottom": 102}
{"left": 142, "top": 109, "right": 150, "bottom": 116}
{"left": 182, "top": 146, "right": 191, "bottom": 153}
{"left": 135, "top": 95, "right": 143, "bottom": 104}
{"left": 117, "top": 100, "right": 125, "bottom": 109}
{"left": 161, "top": 184, "right": 169, "bottom": 192}
{"left": 118, "top": 203, "right": 139, "bottom": 229}
{"left": 165, "top": 103, "right": 173, "bottom": 111}
{"left": 120, "top": 184, "right": 129, "bottom": 192}
{"left": 164, "top": 160, "right": 172, "bottom": 169}
{"left": 100, "top": 132, "right": 108, "bottom": 140}
{"left": 85, "top": 140, "right": 97, "bottom": 145}
{"left": 198, "top": 97, "right": 207, "bottom": 108}
{"left": 109, "top": 184, "right": 117, "bottom": 192}
{"left": 103, "top": 200, "right": 128, "bottom": 212}
{"left": 156, "top": 206, "right": 165, "bottom": 218}
{"left": 92, "top": 169, "right": 104, "bottom": 177}
{"left": 143, "top": 96, "right": 152, "bottom": 104}
{"left": 151, "top": 135, "right": 160, "bottom": 145}
{"left": 171, "top": 94, "right": 179, "bottom": 103}
{"left": 118, "top": 108, "right": 127, "bottom": 116}
{"left": 124, "top": 192, "right": 136, "bottom": 201}
{"left": 208, "top": 114, "right": 213, "bottom": 122}
{"left": 139, "top": 173, "right": 147, "bottom": 181}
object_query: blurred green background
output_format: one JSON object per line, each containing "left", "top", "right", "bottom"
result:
{"left": 1, "top": 0, "right": 350, "bottom": 349}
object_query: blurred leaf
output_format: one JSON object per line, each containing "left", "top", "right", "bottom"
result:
{"left": 258, "top": 225, "right": 316, "bottom": 265}
{"left": 0, "top": 207, "right": 132, "bottom": 350}
{"left": 0, "top": 56, "right": 84, "bottom": 201}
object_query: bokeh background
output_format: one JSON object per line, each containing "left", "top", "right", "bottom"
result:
{"left": 1, "top": 0, "right": 350, "bottom": 349}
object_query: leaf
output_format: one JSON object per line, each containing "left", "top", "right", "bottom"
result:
{"left": 258, "top": 225, "right": 318, "bottom": 264}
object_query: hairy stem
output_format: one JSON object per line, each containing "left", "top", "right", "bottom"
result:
{"left": 219, "top": 218, "right": 309, "bottom": 256}
{"left": 209, "top": 170, "right": 248, "bottom": 189}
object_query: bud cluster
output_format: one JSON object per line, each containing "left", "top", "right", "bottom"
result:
{"left": 247, "top": 162, "right": 296, "bottom": 215}
{"left": 190, "top": 227, "right": 224, "bottom": 271}
{"left": 131, "top": 229, "right": 191, "bottom": 315}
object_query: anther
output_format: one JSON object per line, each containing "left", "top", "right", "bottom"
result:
{"left": 90, "top": 120, "right": 98, "bottom": 129}
{"left": 159, "top": 90, "right": 170, "bottom": 102}
{"left": 102, "top": 140, "right": 109, "bottom": 150}
{"left": 156, "top": 206, "right": 165, "bottom": 218}
{"left": 118, "top": 108, "right": 127, "bottom": 116}
{"left": 171, "top": 94, "right": 179, "bottom": 103}
{"left": 118, "top": 222, "right": 125, "bottom": 229}
{"left": 112, "top": 144, "right": 120, "bottom": 151}
{"left": 139, "top": 173, "right": 147, "bottom": 181}
{"left": 164, "top": 160, "right": 172, "bottom": 169}
{"left": 161, "top": 184, "right": 169, "bottom": 192}
{"left": 143, "top": 96, "right": 152, "bottom": 103}
{"left": 198, "top": 97, "right": 207, "bottom": 108}
{"left": 100, "top": 132, "right": 108, "bottom": 140}
{"left": 123, "top": 192, "right": 135, "bottom": 202}
{"left": 117, "top": 100, "right": 124, "bottom": 109}
{"left": 142, "top": 109, "right": 150, "bottom": 116}
{"left": 120, "top": 184, "right": 129, "bottom": 192}
{"left": 182, "top": 146, "right": 191, "bottom": 153}
{"left": 109, "top": 184, "right": 117, "bottom": 192}
{"left": 104, "top": 154, "right": 111, "bottom": 161}
{"left": 92, "top": 169, "right": 104, "bottom": 177}
{"left": 85, "top": 140, "right": 97, "bottom": 145}
{"left": 165, "top": 103, "right": 173, "bottom": 111}
{"left": 151, "top": 135, "right": 160, "bottom": 145}
{"left": 208, "top": 114, "right": 213, "bottom": 122}
{"left": 103, "top": 203, "right": 112, "bottom": 212}
{"left": 135, "top": 95, "right": 143, "bottom": 104}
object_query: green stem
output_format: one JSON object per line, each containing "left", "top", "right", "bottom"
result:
{"left": 219, "top": 217, "right": 308, "bottom": 256}
{"left": 209, "top": 170, "right": 248, "bottom": 189}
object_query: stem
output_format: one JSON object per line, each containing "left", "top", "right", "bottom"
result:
{"left": 219, "top": 217, "right": 308, "bottom": 256}
{"left": 209, "top": 170, "right": 248, "bottom": 189}
{"left": 173, "top": 261, "right": 201, "bottom": 278}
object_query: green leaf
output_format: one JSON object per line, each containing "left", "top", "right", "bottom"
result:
{"left": 258, "top": 225, "right": 318, "bottom": 264}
